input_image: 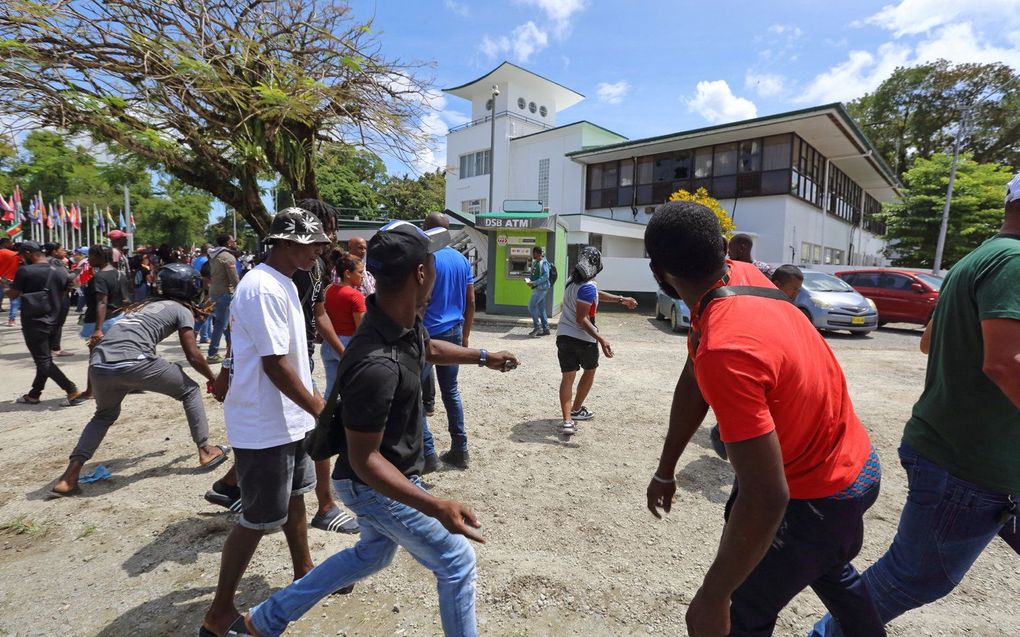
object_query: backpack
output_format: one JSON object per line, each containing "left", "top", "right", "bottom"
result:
{"left": 304, "top": 329, "right": 424, "bottom": 461}
{"left": 548, "top": 262, "right": 558, "bottom": 285}
{"left": 199, "top": 259, "right": 211, "bottom": 278}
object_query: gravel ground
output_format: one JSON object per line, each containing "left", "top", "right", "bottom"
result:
{"left": 0, "top": 314, "right": 1016, "bottom": 636}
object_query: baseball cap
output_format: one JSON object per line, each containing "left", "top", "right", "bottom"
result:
{"left": 366, "top": 220, "right": 451, "bottom": 276}
{"left": 1007, "top": 172, "right": 1020, "bottom": 205}
{"left": 108, "top": 229, "right": 127, "bottom": 239}
{"left": 18, "top": 240, "right": 42, "bottom": 253}
{"left": 265, "top": 207, "right": 331, "bottom": 245}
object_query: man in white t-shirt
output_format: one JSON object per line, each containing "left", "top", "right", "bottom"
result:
{"left": 201, "top": 208, "right": 331, "bottom": 637}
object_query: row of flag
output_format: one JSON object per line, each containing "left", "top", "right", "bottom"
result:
{"left": 1, "top": 185, "right": 135, "bottom": 239}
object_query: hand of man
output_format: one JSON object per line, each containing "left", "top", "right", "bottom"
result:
{"left": 485, "top": 350, "right": 520, "bottom": 372}
{"left": 621, "top": 297, "right": 638, "bottom": 310}
{"left": 433, "top": 499, "right": 485, "bottom": 543}
{"left": 646, "top": 476, "right": 677, "bottom": 519}
{"left": 599, "top": 338, "right": 614, "bottom": 358}
{"left": 686, "top": 587, "right": 730, "bottom": 637}
{"left": 88, "top": 331, "right": 104, "bottom": 348}
{"left": 310, "top": 393, "right": 327, "bottom": 417}
{"left": 212, "top": 367, "right": 230, "bottom": 402}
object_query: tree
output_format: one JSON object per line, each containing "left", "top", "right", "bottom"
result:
{"left": 880, "top": 154, "right": 1012, "bottom": 269}
{"left": 277, "top": 145, "right": 387, "bottom": 216}
{"left": 379, "top": 169, "right": 446, "bottom": 220}
{"left": 206, "top": 212, "right": 259, "bottom": 252}
{"left": 848, "top": 60, "right": 1020, "bottom": 175}
{"left": 133, "top": 179, "right": 214, "bottom": 248}
{"left": 668, "top": 187, "right": 736, "bottom": 237}
{"left": 0, "top": 0, "right": 433, "bottom": 236}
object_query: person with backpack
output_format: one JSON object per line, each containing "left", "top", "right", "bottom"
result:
{"left": 555, "top": 245, "right": 637, "bottom": 435}
{"left": 206, "top": 233, "right": 239, "bottom": 363}
{"left": 48, "top": 263, "right": 230, "bottom": 497}
{"left": 644, "top": 201, "right": 881, "bottom": 636}
{"left": 526, "top": 245, "right": 552, "bottom": 337}
{"left": 239, "top": 219, "right": 519, "bottom": 637}
{"left": 6, "top": 241, "right": 84, "bottom": 406}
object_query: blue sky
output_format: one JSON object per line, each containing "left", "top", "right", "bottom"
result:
{"left": 344, "top": 0, "right": 1020, "bottom": 176}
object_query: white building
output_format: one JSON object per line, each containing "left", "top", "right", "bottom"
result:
{"left": 444, "top": 62, "right": 899, "bottom": 294}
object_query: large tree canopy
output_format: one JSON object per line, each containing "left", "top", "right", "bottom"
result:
{"left": 880, "top": 154, "right": 1012, "bottom": 269}
{"left": 0, "top": 0, "right": 433, "bottom": 236}
{"left": 848, "top": 60, "right": 1020, "bottom": 175}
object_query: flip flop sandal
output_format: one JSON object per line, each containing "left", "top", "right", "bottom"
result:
{"left": 47, "top": 486, "right": 81, "bottom": 499}
{"left": 16, "top": 395, "right": 40, "bottom": 405}
{"left": 311, "top": 506, "right": 360, "bottom": 534}
{"left": 198, "top": 615, "right": 253, "bottom": 637}
{"left": 201, "top": 445, "right": 231, "bottom": 470}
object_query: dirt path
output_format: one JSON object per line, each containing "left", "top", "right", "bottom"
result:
{"left": 0, "top": 316, "right": 1016, "bottom": 636}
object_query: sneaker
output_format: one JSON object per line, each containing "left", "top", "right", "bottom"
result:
{"left": 204, "top": 480, "right": 243, "bottom": 513}
{"left": 311, "top": 506, "right": 360, "bottom": 534}
{"left": 709, "top": 424, "right": 728, "bottom": 461}
{"left": 206, "top": 354, "right": 223, "bottom": 364}
{"left": 5, "top": 320, "right": 15, "bottom": 327}
{"left": 422, "top": 453, "right": 441, "bottom": 475}
{"left": 439, "top": 448, "right": 470, "bottom": 469}
{"left": 424, "top": 404, "right": 436, "bottom": 417}
{"left": 199, "top": 338, "right": 210, "bottom": 344}
{"left": 560, "top": 420, "right": 577, "bottom": 435}
{"left": 539, "top": 328, "right": 551, "bottom": 336}
{"left": 528, "top": 327, "right": 540, "bottom": 336}
{"left": 571, "top": 406, "right": 595, "bottom": 421}
{"left": 61, "top": 391, "right": 86, "bottom": 407}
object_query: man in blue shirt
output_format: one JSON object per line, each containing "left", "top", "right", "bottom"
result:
{"left": 527, "top": 246, "right": 551, "bottom": 336}
{"left": 191, "top": 243, "right": 212, "bottom": 343}
{"left": 421, "top": 213, "right": 475, "bottom": 470}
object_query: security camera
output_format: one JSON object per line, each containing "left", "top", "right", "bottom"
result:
{"left": 492, "top": 85, "right": 500, "bottom": 96}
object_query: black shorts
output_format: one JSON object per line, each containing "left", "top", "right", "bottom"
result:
{"left": 234, "top": 438, "right": 316, "bottom": 530}
{"left": 556, "top": 335, "right": 599, "bottom": 373}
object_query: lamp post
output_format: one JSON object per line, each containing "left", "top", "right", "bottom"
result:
{"left": 487, "top": 84, "right": 499, "bottom": 213}
{"left": 932, "top": 111, "right": 968, "bottom": 275}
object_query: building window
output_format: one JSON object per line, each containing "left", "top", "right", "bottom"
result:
{"left": 461, "top": 199, "right": 486, "bottom": 214}
{"left": 586, "top": 159, "right": 636, "bottom": 209}
{"left": 538, "top": 158, "right": 550, "bottom": 206}
{"left": 828, "top": 165, "right": 861, "bottom": 224}
{"left": 791, "top": 136, "right": 824, "bottom": 208}
{"left": 459, "top": 150, "right": 491, "bottom": 179}
{"left": 863, "top": 194, "right": 885, "bottom": 235}
{"left": 517, "top": 97, "right": 526, "bottom": 109}
{"left": 539, "top": 105, "right": 548, "bottom": 117}
{"left": 529, "top": 101, "right": 537, "bottom": 114}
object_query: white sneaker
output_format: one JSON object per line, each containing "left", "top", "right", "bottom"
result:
{"left": 560, "top": 420, "right": 577, "bottom": 435}
{"left": 571, "top": 406, "right": 595, "bottom": 421}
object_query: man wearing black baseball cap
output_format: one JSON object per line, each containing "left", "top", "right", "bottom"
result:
{"left": 6, "top": 240, "right": 83, "bottom": 405}
{"left": 243, "top": 220, "right": 520, "bottom": 637}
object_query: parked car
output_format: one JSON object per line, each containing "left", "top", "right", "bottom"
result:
{"left": 835, "top": 269, "right": 942, "bottom": 326}
{"left": 655, "top": 289, "right": 692, "bottom": 332}
{"left": 796, "top": 270, "right": 878, "bottom": 335}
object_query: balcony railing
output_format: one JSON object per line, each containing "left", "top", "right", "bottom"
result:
{"left": 448, "top": 110, "right": 554, "bottom": 134}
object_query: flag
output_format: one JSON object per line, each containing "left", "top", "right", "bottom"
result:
{"left": 13, "top": 185, "right": 22, "bottom": 214}
{"left": 118, "top": 210, "right": 127, "bottom": 230}
{"left": 129, "top": 212, "right": 135, "bottom": 231}
{"left": 47, "top": 203, "right": 55, "bottom": 229}
{"left": 6, "top": 223, "right": 22, "bottom": 239}
{"left": 105, "top": 208, "right": 116, "bottom": 230}
{"left": 0, "top": 194, "right": 13, "bottom": 222}
{"left": 98, "top": 207, "right": 106, "bottom": 232}
{"left": 71, "top": 203, "right": 81, "bottom": 230}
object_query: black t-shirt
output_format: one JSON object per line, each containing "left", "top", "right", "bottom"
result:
{"left": 292, "top": 258, "right": 327, "bottom": 357}
{"left": 332, "top": 297, "right": 429, "bottom": 483}
{"left": 84, "top": 268, "right": 130, "bottom": 323}
{"left": 12, "top": 262, "right": 70, "bottom": 326}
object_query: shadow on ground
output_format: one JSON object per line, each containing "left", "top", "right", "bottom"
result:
{"left": 510, "top": 419, "right": 581, "bottom": 448}
{"left": 123, "top": 514, "right": 234, "bottom": 576}
{"left": 676, "top": 455, "right": 733, "bottom": 505}
{"left": 645, "top": 316, "right": 688, "bottom": 337}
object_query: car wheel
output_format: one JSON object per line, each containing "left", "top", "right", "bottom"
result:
{"left": 878, "top": 321, "right": 887, "bottom": 328}
{"left": 670, "top": 307, "right": 684, "bottom": 332}
{"left": 849, "top": 330, "right": 870, "bottom": 337}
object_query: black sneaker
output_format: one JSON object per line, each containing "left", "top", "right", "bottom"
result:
{"left": 528, "top": 328, "right": 540, "bottom": 336}
{"left": 440, "top": 448, "right": 470, "bottom": 470}
{"left": 204, "top": 480, "right": 242, "bottom": 513}
{"left": 539, "top": 328, "right": 550, "bottom": 336}
{"left": 422, "top": 453, "right": 441, "bottom": 475}
{"left": 571, "top": 406, "right": 595, "bottom": 421}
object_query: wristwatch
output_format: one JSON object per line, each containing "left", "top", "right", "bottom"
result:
{"left": 478, "top": 348, "right": 488, "bottom": 367}
{"left": 221, "top": 358, "right": 233, "bottom": 369}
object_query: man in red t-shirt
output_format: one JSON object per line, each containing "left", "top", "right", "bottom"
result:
{"left": 644, "top": 201, "right": 881, "bottom": 637}
{"left": 0, "top": 238, "right": 20, "bottom": 321}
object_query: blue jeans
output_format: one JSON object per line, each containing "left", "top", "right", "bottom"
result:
{"left": 528, "top": 287, "right": 549, "bottom": 330}
{"left": 811, "top": 443, "right": 1015, "bottom": 636}
{"left": 8, "top": 295, "right": 19, "bottom": 322}
{"left": 421, "top": 324, "right": 467, "bottom": 456}
{"left": 249, "top": 476, "right": 477, "bottom": 636}
{"left": 195, "top": 315, "right": 211, "bottom": 341}
{"left": 321, "top": 336, "right": 353, "bottom": 398}
{"left": 207, "top": 292, "right": 232, "bottom": 356}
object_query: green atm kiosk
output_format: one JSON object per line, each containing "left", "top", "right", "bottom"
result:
{"left": 477, "top": 205, "right": 567, "bottom": 317}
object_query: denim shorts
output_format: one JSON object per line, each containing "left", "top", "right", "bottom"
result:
{"left": 234, "top": 438, "right": 316, "bottom": 530}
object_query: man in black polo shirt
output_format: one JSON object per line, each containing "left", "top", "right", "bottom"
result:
{"left": 244, "top": 220, "right": 519, "bottom": 637}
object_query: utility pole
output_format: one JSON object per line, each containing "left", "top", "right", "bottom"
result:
{"left": 124, "top": 185, "right": 134, "bottom": 254}
{"left": 487, "top": 84, "right": 499, "bottom": 213}
{"left": 932, "top": 112, "right": 968, "bottom": 275}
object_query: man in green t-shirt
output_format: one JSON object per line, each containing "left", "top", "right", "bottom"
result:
{"left": 813, "top": 173, "right": 1020, "bottom": 636}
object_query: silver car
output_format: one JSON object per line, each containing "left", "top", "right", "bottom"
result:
{"left": 655, "top": 289, "right": 692, "bottom": 332}
{"left": 796, "top": 270, "right": 878, "bottom": 336}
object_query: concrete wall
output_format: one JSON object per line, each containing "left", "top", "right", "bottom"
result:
{"left": 599, "top": 256, "right": 657, "bottom": 293}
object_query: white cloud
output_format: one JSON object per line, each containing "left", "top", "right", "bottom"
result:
{"left": 744, "top": 72, "right": 786, "bottom": 97}
{"left": 596, "top": 80, "right": 630, "bottom": 105}
{"left": 768, "top": 24, "right": 803, "bottom": 39}
{"left": 519, "top": 0, "right": 587, "bottom": 37}
{"left": 865, "top": 0, "right": 1020, "bottom": 37}
{"left": 914, "top": 22, "right": 1020, "bottom": 68}
{"left": 686, "top": 81, "right": 758, "bottom": 124}
{"left": 479, "top": 21, "right": 549, "bottom": 62}
{"left": 797, "top": 43, "right": 911, "bottom": 103}
{"left": 443, "top": 0, "right": 470, "bottom": 17}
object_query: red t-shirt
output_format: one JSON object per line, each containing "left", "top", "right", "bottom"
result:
{"left": 0, "top": 248, "right": 18, "bottom": 281}
{"left": 324, "top": 284, "right": 366, "bottom": 337}
{"left": 693, "top": 260, "right": 871, "bottom": 499}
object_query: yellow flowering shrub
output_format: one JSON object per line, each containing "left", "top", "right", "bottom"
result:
{"left": 667, "top": 187, "right": 736, "bottom": 237}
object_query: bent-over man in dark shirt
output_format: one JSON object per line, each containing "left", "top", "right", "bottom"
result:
{"left": 243, "top": 220, "right": 520, "bottom": 637}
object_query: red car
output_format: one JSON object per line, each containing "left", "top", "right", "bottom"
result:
{"left": 835, "top": 269, "right": 943, "bottom": 326}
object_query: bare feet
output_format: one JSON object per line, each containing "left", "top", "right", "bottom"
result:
{"left": 198, "top": 445, "right": 229, "bottom": 467}
{"left": 51, "top": 460, "right": 84, "bottom": 496}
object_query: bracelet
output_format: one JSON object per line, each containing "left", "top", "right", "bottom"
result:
{"left": 478, "top": 348, "right": 488, "bottom": 367}
{"left": 651, "top": 472, "right": 676, "bottom": 484}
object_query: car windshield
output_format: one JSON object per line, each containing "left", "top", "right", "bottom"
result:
{"left": 803, "top": 272, "right": 855, "bottom": 293}
{"left": 915, "top": 273, "right": 943, "bottom": 291}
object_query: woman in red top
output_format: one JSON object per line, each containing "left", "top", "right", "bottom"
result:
{"left": 321, "top": 249, "right": 366, "bottom": 396}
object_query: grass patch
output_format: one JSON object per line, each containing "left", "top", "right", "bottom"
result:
{"left": 76, "top": 524, "right": 97, "bottom": 539}
{"left": 0, "top": 516, "right": 51, "bottom": 537}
